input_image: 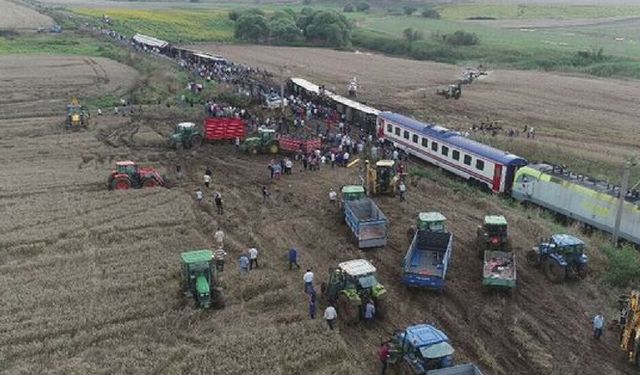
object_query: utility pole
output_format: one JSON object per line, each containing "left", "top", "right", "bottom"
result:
{"left": 613, "top": 160, "right": 634, "bottom": 245}
{"left": 280, "top": 65, "right": 287, "bottom": 114}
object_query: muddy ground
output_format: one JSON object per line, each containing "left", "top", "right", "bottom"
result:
{"left": 0, "top": 52, "right": 637, "bottom": 375}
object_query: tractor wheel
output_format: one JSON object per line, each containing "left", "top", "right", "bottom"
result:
{"left": 477, "top": 240, "right": 485, "bottom": 260}
{"left": 337, "top": 293, "right": 358, "bottom": 324}
{"left": 374, "top": 298, "right": 386, "bottom": 320}
{"left": 578, "top": 264, "right": 588, "bottom": 279}
{"left": 526, "top": 249, "right": 540, "bottom": 266}
{"left": 112, "top": 176, "right": 131, "bottom": 190}
{"left": 142, "top": 178, "right": 159, "bottom": 188}
{"left": 248, "top": 147, "right": 258, "bottom": 155}
{"left": 543, "top": 259, "right": 565, "bottom": 283}
{"left": 212, "top": 287, "right": 226, "bottom": 309}
{"left": 267, "top": 142, "right": 279, "bottom": 154}
{"left": 189, "top": 135, "right": 203, "bottom": 149}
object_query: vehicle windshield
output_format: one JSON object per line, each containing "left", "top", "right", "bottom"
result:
{"left": 358, "top": 274, "right": 378, "bottom": 289}
{"left": 486, "top": 224, "right": 507, "bottom": 235}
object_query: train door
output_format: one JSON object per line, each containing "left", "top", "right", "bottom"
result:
{"left": 492, "top": 164, "right": 503, "bottom": 192}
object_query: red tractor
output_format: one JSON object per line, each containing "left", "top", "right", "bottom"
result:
{"left": 107, "top": 161, "right": 165, "bottom": 190}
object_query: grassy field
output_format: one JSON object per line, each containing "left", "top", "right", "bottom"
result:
{"left": 436, "top": 3, "right": 640, "bottom": 20}
{"left": 0, "top": 33, "right": 117, "bottom": 55}
{"left": 74, "top": 8, "right": 234, "bottom": 42}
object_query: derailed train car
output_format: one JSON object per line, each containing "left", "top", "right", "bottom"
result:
{"left": 512, "top": 163, "right": 640, "bottom": 244}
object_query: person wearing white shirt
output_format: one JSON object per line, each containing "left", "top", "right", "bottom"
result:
{"left": 214, "top": 228, "right": 224, "bottom": 248}
{"left": 248, "top": 247, "right": 259, "bottom": 269}
{"left": 303, "top": 269, "right": 314, "bottom": 293}
{"left": 324, "top": 305, "right": 337, "bottom": 330}
{"left": 343, "top": 152, "right": 350, "bottom": 167}
{"left": 203, "top": 174, "right": 212, "bottom": 188}
{"left": 329, "top": 189, "right": 337, "bottom": 204}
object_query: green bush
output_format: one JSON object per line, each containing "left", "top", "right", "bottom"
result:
{"left": 228, "top": 10, "right": 240, "bottom": 21}
{"left": 402, "top": 27, "right": 423, "bottom": 42}
{"left": 356, "top": 2, "right": 370, "bottom": 12}
{"left": 403, "top": 6, "right": 417, "bottom": 15}
{"left": 603, "top": 245, "right": 640, "bottom": 287}
{"left": 344, "top": 3, "right": 354, "bottom": 12}
{"left": 444, "top": 30, "right": 479, "bottom": 46}
{"left": 422, "top": 8, "right": 440, "bottom": 19}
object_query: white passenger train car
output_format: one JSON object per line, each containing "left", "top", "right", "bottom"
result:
{"left": 377, "top": 112, "right": 527, "bottom": 193}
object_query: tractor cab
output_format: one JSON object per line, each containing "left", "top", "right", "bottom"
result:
{"left": 115, "top": 161, "right": 139, "bottom": 176}
{"left": 477, "top": 215, "right": 509, "bottom": 253}
{"left": 180, "top": 249, "right": 216, "bottom": 309}
{"left": 542, "top": 234, "right": 587, "bottom": 264}
{"left": 365, "top": 159, "right": 399, "bottom": 196}
{"left": 389, "top": 324, "right": 455, "bottom": 373}
{"left": 341, "top": 185, "right": 366, "bottom": 202}
{"left": 169, "top": 122, "right": 202, "bottom": 149}
{"left": 323, "top": 259, "right": 386, "bottom": 321}
{"left": 417, "top": 212, "right": 447, "bottom": 232}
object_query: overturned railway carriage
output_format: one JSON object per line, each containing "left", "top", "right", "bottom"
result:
{"left": 377, "top": 112, "right": 527, "bottom": 193}
{"left": 512, "top": 164, "right": 640, "bottom": 244}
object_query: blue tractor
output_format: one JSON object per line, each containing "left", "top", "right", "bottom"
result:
{"left": 387, "top": 324, "right": 455, "bottom": 374}
{"left": 526, "top": 234, "right": 588, "bottom": 283}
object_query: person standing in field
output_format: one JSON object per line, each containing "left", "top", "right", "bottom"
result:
{"left": 399, "top": 181, "right": 407, "bottom": 202}
{"left": 303, "top": 268, "right": 314, "bottom": 294}
{"left": 378, "top": 342, "right": 391, "bottom": 375}
{"left": 213, "top": 247, "right": 227, "bottom": 272}
{"left": 329, "top": 188, "right": 337, "bottom": 205}
{"left": 214, "top": 191, "right": 223, "bottom": 215}
{"left": 364, "top": 300, "right": 376, "bottom": 328}
{"left": 262, "top": 186, "right": 270, "bottom": 204}
{"left": 176, "top": 165, "right": 183, "bottom": 181}
{"left": 239, "top": 254, "right": 249, "bottom": 276}
{"left": 593, "top": 313, "right": 604, "bottom": 340}
{"left": 203, "top": 173, "right": 212, "bottom": 188}
{"left": 308, "top": 290, "right": 317, "bottom": 319}
{"left": 214, "top": 228, "right": 224, "bottom": 248}
{"left": 288, "top": 248, "right": 300, "bottom": 270}
{"left": 324, "top": 304, "right": 337, "bottom": 330}
{"left": 248, "top": 247, "right": 259, "bottom": 269}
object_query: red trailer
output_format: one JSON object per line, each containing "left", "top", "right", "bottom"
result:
{"left": 203, "top": 118, "right": 246, "bottom": 142}
{"left": 278, "top": 135, "right": 321, "bottom": 154}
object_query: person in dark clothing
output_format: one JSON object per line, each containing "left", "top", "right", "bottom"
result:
{"left": 378, "top": 343, "right": 391, "bottom": 375}
{"left": 214, "top": 192, "right": 223, "bottom": 215}
{"left": 288, "top": 248, "right": 301, "bottom": 270}
{"left": 205, "top": 167, "right": 212, "bottom": 177}
{"left": 308, "top": 290, "right": 317, "bottom": 319}
{"left": 302, "top": 157, "right": 308, "bottom": 170}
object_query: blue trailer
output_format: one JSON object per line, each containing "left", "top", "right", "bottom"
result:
{"left": 402, "top": 228, "right": 453, "bottom": 291}
{"left": 427, "top": 364, "right": 484, "bottom": 375}
{"left": 343, "top": 198, "right": 388, "bottom": 248}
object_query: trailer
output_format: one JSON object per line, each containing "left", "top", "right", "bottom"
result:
{"left": 427, "top": 364, "right": 484, "bottom": 375}
{"left": 482, "top": 250, "right": 516, "bottom": 289}
{"left": 402, "top": 230, "right": 453, "bottom": 291}
{"left": 203, "top": 117, "right": 246, "bottom": 142}
{"left": 343, "top": 198, "right": 387, "bottom": 248}
{"left": 278, "top": 135, "right": 321, "bottom": 154}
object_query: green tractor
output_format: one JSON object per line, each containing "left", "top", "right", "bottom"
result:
{"left": 240, "top": 128, "right": 280, "bottom": 155}
{"left": 476, "top": 215, "right": 510, "bottom": 258}
{"left": 339, "top": 185, "right": 366, "bottom": 217}
{"left": 180, "top": 249, "right": 225, "bottom": 309}
{"left": 406, "top": 212, "right": 447, "bottom": 242}
{"left": 169, "top": 122, "right": 203, "bottom": 150}
{"left": 320, "top": 259, "right": 387, "bottom": 323}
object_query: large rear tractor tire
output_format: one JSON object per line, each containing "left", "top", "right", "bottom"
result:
{"left": 212, "top": 287, "right": 226, "bottom": 309}
{"left": 248, "top": 147, "right": 258, "bottom": 155}
{"left": 578, "top": 264, "right": 588, "bottom": 279}
{"left": 189, "top": 134, "right": 203, "bottom": 149}
{"left": 112, "top": 177, "right": 131, "bottom": 190}
{"left": 375, "top": 298, "right": 386, "bottom": 320}
{"left": 337, "top": 293, "right": 358, "bottom": 324}
{"left": 543, "top": 259, "right": 565, "bottom": 283}
{"left": 526, "top": 250, "right": 540, "bottom": 266}
{"left": 142, "top": 178, "right": 159, "bottom": 188}
{"left": 406, "top": 227, "right": 415, "bottom": 243}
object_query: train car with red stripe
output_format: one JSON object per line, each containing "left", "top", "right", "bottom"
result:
{"left": 377, "top": 112, "right": 527, "bottom": 193}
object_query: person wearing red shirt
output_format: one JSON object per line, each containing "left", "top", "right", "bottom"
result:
{"left": 378, "top": 343, "right": 391, "bottom": 374}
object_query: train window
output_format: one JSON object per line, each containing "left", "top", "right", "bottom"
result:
{"left": 395, "top": 127, "right": 401, "bottom": 136}
{"left": 476, "top": 160, "right": 485, "bottom": 171}
{"left": 441, "top": 146, "right": 449, "bottom": 157}
{"left": 452, "top": 150, "right": 460, "bottom": 161}
{"left": 421, "top": 138, "right": 428, "bottom": 147}
{"left": 403, "top": 131, "right": 410, "bottom": 140}
{"left": 386, "top": 124, "right": 392, "bottom": 133}
{"left": 412, "top": 134, "right": 418, "bottom": 143}
{"left": 463, "top": 155, "right": 472, "bottom": 165}
{"left": 431, "top": 142, "right": 438, "bottom": 152}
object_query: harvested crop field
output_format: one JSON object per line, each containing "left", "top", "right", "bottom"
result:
{"left": 0, "top": 0, "right": 54, "bottom": 30}
{"left": 0, "top": 51, "right": 637, "bottom": 375}
{"left": 191, "top": 44, "right": 640, "bottom": 179}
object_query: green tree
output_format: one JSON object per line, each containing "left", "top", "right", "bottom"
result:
{"left": 356, "top": 2, "right": 370, "bottom": 11}
{"left": 304, "top": 10, "right": 352, "bottom": 47}
{"left": 270, "top": 13, "right": 301, "bottom": 43}
{"left": 235, "top": 14, "right": 270, "bottom": 42}
{"left": 421, "top": 8, "right": 440, "bottom": 19}
{"left": 403, "top": 6, "right": 417, "bottom": 15}
{"left": 343, "top": 3, "right": 354, "bottom": 12}
{"left": 402, "top": 27, "right": 423, "bottom": 42}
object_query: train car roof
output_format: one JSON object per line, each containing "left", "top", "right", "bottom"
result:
{"left": 379, "top": 112, "right": 527, "bottom": 166}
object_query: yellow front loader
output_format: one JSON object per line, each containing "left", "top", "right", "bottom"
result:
{"left": 365, "top": 159, "right": 401, "bottom": 196}
{"left": 620, "top": 290, "right": 640, "bottom": 367}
